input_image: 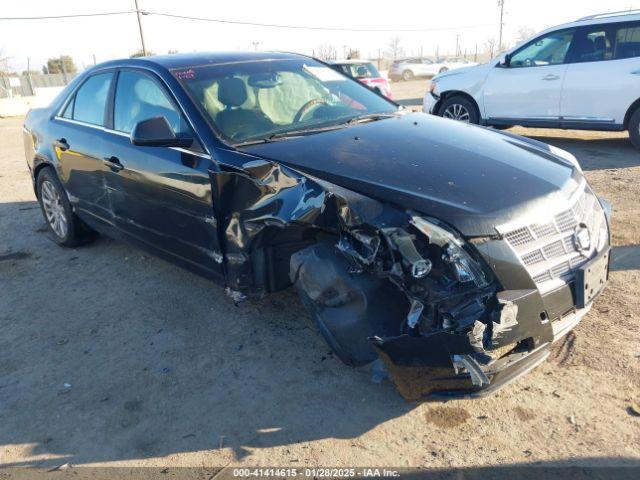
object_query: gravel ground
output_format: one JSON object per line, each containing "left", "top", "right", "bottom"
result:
{"left": 1, "top": 80, "right": 639, "bottom": 469}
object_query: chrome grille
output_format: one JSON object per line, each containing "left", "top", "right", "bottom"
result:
{"left": 504, "top": 227, "right": 534, "bottom": 246}
{"left": 501, "top": 186, "right": 607, "bottom": 292}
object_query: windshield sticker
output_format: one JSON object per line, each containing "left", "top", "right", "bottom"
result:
{"left": 303, "top": 65, "right": 346, "bottom": 82}
{"left": 175, "top": 68, "right": 196, "bottom": 80}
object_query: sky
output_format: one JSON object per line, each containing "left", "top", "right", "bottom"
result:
{"left": 0, "top": 0, "right": 638, "bottom": 72}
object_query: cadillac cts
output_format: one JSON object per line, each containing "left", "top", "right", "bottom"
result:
{"left": 23, "top": 52, "right": 611, "bottom": 400}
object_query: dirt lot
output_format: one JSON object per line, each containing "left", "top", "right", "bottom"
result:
{"left": 1, "top": 79, "right": 639, "bottom": 470}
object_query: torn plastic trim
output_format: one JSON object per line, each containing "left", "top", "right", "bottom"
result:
{"left": 452, "top": 354, "right": 490, "bottom": 387}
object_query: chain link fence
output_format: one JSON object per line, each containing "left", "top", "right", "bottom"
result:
{"left": 0, "top": 72, "right": 77, "bottom": 98}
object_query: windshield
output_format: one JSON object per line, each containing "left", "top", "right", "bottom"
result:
{"left": 173, "top": 58, "right": 397, "bottom": 144}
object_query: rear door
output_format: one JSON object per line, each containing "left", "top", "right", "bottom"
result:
{"left": 561, "top": 21, "right": 640, "bottom": 127}
{"left": 101, "top": 68, "right": 224, "bottom": 279}
{"left": 482, "top": 28, "right": 575, "bottom": 124}
{"left": 53, "top": 71, "right": 114, "bottom": 224}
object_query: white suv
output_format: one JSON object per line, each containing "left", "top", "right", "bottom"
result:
{"left": 423, "top": 10, "right": 640, "bottom": 148}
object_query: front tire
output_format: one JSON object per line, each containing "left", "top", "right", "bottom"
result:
{"left": 402, "top": 69, "right": 414, "bottom": 81}
{"left": 36, "top": 167, "right": 95, "bottom": 247}
{"left": 438, "top": 95, "right": 479, "bottom": 124}
{"left": 439, "top": 67, "right": 449, "bottom": 74}
{"left": 629, "top": 108, "right": 640, "bottom": 149}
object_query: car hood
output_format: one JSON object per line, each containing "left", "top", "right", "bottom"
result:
{"left": 240, "top": 113, "right": 583, "bottom": 236}
{"left": 434, "top": 62, "right": 489, "bottom": 81}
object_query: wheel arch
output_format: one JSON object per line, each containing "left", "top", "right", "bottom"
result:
{"left": 32, "top": 157, "right": 57, "bottom": 196}
{"left": 437, "top": 90, "right": 482, "bottom": 121}
{"left": 623, "top": 97, "right": 640, "bottom": 129}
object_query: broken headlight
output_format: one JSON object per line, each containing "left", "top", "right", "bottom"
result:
{"left": 410, "top": 216, "right": 489, "bottom": 288}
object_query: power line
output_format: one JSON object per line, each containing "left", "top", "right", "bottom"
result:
{"left": 0, "top": 9, "right": 495, "bottom": 33}
{"left": 0, "top": 11, "right": 133, "bottom": 20}
{"left": 144, "top": 11, "right": 494, "bottom": 32}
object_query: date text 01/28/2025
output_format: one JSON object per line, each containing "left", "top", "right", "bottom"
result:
{"left": 231, "top": 468, "right": 401, "bottom": 477}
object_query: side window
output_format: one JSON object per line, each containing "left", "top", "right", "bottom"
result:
{"left": 114, "top": 70, "right": 184, "bottom": 134}
{"left": 570, "top": 27, "right": 614, "bottom": 63}
{"left": 72, "top": 72, "right": 113, "bottom": 125}
{"left": 510, "top": 29, "right": 575, "bottom": 67}
{"left": 615, "top": 23, "right": 640, "bottom": 59}
{"left": 61, "top": 96, "right": 74, "bottom": 119}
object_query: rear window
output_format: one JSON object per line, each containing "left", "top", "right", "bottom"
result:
{"left": 70, "top": 72, "right": 113, "bottom": 126}
{"left": 615, "top": 24, "right": 640, "bottom": 59}
{"left": 570, "top": 21, "right": 640, "bottom": 63}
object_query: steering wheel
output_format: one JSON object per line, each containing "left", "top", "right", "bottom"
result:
{"left": 524, "top": 58, "right": 535, "bottom": 67}
{"left": 293, "top": 98, "right": 329, "bottom": 123}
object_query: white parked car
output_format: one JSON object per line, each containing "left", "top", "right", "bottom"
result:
{"left": 424, "top": 10, "right": 640, "bottom": 148}
{"left": 389, "top": 57, "right": 477, "bottom": 81}
{"left": 436, "top": 57, "right": 479, "bottom": 71}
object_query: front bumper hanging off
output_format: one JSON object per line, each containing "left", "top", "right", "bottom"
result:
{"left": 372, "top": 303, "right": 592, "bottom": 400}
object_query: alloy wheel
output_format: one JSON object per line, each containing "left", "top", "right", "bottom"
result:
{"left": 41, "top": 180, "right": 68, "bottom": 238}
{"left": 443, "top": 104, "right": 471, "bottom": 122}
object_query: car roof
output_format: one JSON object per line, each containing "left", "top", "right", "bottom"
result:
{"left": 93, "top": 51, "right": 308, "bottom": 71}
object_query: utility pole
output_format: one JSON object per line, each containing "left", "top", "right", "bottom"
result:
{"left": 498, "top": 0, "right": 505, "bottom": 52}
{"left": 252, "top": 41, "right": 259, "bottom": 51}
{"left": 134, "top": 0, "right": 147, "bottom": 56}
{"left": 455, "top": 34, "right": 460, "bottom": 57}
{"left": 26, "top": 57, "right": 35, "bottom": 96}
{"left": 60, "top": 55, "right": 68, "bottom": 84}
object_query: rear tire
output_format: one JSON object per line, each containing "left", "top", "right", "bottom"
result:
{"left": 438, "top": 95, "right": 480, "bottom": 124}
{"left": 629, "top": 108, "right": 640, "bottom": 149}
{"left": 402, "top": 69, "right": 414, "bottom": 81}
{"left": 36, "top": 167, "right": 95, "bottom": 247}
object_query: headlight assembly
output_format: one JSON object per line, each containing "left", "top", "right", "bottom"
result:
{"left": 410, "top": 216, "right": 489, "bottom": 288}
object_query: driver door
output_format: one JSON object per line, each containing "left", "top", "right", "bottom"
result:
{"left": 482, "top": 28, "right": 576, "bottom": 125}
{"left": 101, "top": 68, "right": 224, "bottom": 280}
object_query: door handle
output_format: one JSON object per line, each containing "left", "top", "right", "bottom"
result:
{"left": 542, "top": 74, "right": 560, "bottom": 81}
{"left": 54, "top": 138, "right": 70, "bottom": 151}
{"left": 103, "top": 156, "right": 124, "bottom": 172}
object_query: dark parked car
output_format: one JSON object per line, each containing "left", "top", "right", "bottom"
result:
{"left": 23, "top": 52, "right": 611, "bottom": 400}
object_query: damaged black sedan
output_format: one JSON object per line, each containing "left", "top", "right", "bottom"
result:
{"left": 23, "top": 52, "right": 611, "bottom": 400}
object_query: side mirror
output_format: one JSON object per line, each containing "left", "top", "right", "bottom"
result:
{"left": 130, "top": 116, "right": 193, "bottom": 148}
{"left": 499, "top": 54, "right": 511, "bottom": 67}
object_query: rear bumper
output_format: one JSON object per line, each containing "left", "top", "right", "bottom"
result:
{"left": 373, "top": 301, "right": 593, "bottom": 401}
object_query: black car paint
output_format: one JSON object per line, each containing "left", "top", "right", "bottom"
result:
{"left": 240, "top": 112, "right": 582, "bottom": 237}
{"left": 23, "top": 52, "right": 608, "bottom": 400}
